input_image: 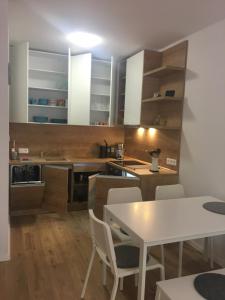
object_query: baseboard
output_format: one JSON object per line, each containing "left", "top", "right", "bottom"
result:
{"left": 0, "top": 252, "right": 10, "bottom": 262}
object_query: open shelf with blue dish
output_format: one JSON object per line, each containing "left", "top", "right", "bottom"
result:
{"left": 28, "top": 49, "right": 68, "bottom": 124}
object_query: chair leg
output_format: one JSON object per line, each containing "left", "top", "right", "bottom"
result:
{"left": 160, "top": 265, "right": 165, "bottom": 280}
{"left": 155, "top": 287, "right": 161, "bottom": 300}
{"left": 178, "top": 241, "right": 183, "bottom": 277}
{"left": 102, "top": 262, "right": 107, "bottom": 286}
{"left": 160, "top": 244, "right": 165, "bottom": 267}
{"left": 204, "top": 237, "right": 209, "bottom": 261}
{"left": 81, "top": 248, "right": 96, "bottom": 299}
{"left": 209, "top": 237, "right": 214, "bottom": 269}
{"left": 119, "top": 278, "right": 124, "bottom": 291}
{"left": 111, "top": 277, "right": 119, "bottom": 300}
{"left": 135, "top": 274, "right": 139, "bottom": 287}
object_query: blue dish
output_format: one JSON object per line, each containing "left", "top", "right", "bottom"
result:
{"left": 50, "top": 118, "right": 67, "bottom": 124}
{"left": 33, "top": 116, "right": 48, "bottom": 123}
{"left": 38, "top": 98, "right": 48, "bottom": 105}
{"left": 29, "top": 97, "right": 37, "bottom": 104}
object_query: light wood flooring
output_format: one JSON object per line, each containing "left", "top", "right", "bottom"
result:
{"left": 0, "top": 211, "right": 217, "bottom": 300}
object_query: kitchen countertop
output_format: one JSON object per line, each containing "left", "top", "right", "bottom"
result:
{"left": 9, "top": 157, "right": 114, "bottom": 165}
{"left": 9, "top": 156, "right": 177, "bottom": 176}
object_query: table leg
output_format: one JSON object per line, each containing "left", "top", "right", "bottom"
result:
{"left": 103, "top": 206, "right": 109, "bottom": 223}
{"left": 138, "top": 243, "right": 147, "bottom": 300}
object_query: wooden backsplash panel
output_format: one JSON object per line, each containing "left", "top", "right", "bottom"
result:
{"left": 124, "top": 128, "right": 180, "bottom": 170}
{"left": 10, "top": 123, "right": 124, "bottom": 158}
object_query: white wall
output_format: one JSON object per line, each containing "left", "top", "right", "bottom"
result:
{"left": 180, "top": 18, "right": 225, "bottom": 265}
{"left": 0, "top": 0, "right": 10, "bottom": 261}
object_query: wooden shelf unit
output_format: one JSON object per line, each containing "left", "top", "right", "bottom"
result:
{"left": 141, "top": 41, "right": 188, "bottom": 129}
{"left": 143, "top": 65, "right": 185, "bottom": 78}
{"left": 142, "top": 96, "right": 182, "bottom": 103}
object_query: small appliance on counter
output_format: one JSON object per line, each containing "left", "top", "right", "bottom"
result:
{"left": 99, "top": 140, "right": 117, "bottom": 158}
{"left": 116, "top": 143, "right": 125, "bottom": 160}
{"left": 99, "top": 139, "right": 109, "bottom": 158}
{"left": 148, "top": 148, "right": 161, "bottom": 172}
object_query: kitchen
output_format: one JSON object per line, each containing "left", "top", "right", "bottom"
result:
{"left": 1, "top": 1, "right": 225, "bottom": 300}
{"left": 9, "top": 39, "right": 186, "bottom": 218}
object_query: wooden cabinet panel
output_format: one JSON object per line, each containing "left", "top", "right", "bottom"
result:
{"left": 73, "top": 162, "right": 106, "bottom": 173}
{"left": 42, "top": 165, "right": 70, "bottom": 213}
{"left": 140, "top": 174, "right": 179, "bottom": 201}
{"left": 93, "top": 176, "right": 140, "bottom": 219}
{"left": 10, "top": 183, "right": 45, "bottom": 211}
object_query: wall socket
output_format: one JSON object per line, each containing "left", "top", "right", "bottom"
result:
{"left": 166, "top": 158, "right": 177, "bottom": 166}
{"left": 18, "top": 148, "right": 29, "bottom": 154}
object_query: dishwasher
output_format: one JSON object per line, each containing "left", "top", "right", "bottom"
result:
{"left": 10, "top": 164, "right": 45, "bottom": 212}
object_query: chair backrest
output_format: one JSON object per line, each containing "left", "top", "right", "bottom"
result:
{"left": 88, "top": 209, "right": 117, "bottom": 275}
{"left": 155, "top": 184, "right": 185, "bottom": 200}
{"left": 107, "top": 186, "right": 142, "bottom": 205}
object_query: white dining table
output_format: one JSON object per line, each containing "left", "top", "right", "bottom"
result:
{"left": 104, "top": 196, "right": 225, "bottom": 300}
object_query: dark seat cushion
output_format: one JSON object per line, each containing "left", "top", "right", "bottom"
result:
{"left": 194, "top": 273, "right": 225, "bottom": 300}
{"left": 203, "top": 202, "right": 225, "bottom": 215}
{"left": 114, "top": 245, "right": 149, "bottom": 269}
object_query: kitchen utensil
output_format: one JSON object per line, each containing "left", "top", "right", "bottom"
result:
{"left": 148, "top": 148, "right": 161, "bottom": 172}
{"left": 165, "top": 90, "right": 175, "bottom": 97}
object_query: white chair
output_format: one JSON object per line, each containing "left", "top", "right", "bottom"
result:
{"left": 155, "top": 268, "right": 225, "bottom": 300}
{"left": 107, "top": 187, "right": 143, "bottom": 242}
{"left": 81, "top": 210, "right": 165, "bottom": 300}
{"left": 155, "top": 184, "right": 214, "bottom": 277}
{"left": 107, "top": 186, "right": 165, "bottom": 288}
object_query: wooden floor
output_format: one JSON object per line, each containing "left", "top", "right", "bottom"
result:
{"left": 0, "top": 211, "right": 217, "bottom": 300}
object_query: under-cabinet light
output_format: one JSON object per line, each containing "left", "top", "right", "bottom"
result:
{"left": 137, "top": 127, "right": 145, "bottom": 137}
{"left": 148, "top": 128, "right": 156, "bottom": 137}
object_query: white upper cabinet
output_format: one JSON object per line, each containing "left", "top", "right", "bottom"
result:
{"left": 68, "top": 53, "right": 92, "bottom": 125}
{"left": 124, "top": 50, "right": 144, "bottom": 125}
{"left": 10, "top": 42, "right": 29, "bottom": 123}
{"left": 10, "top": 42, "right": 116, "bottom": 126}
{"left": 90, "top": 58, "right": 114, "bottom": 126}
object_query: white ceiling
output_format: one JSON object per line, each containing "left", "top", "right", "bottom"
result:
{"left": 9, "top": 0, "right": 225, "bottom": 58}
